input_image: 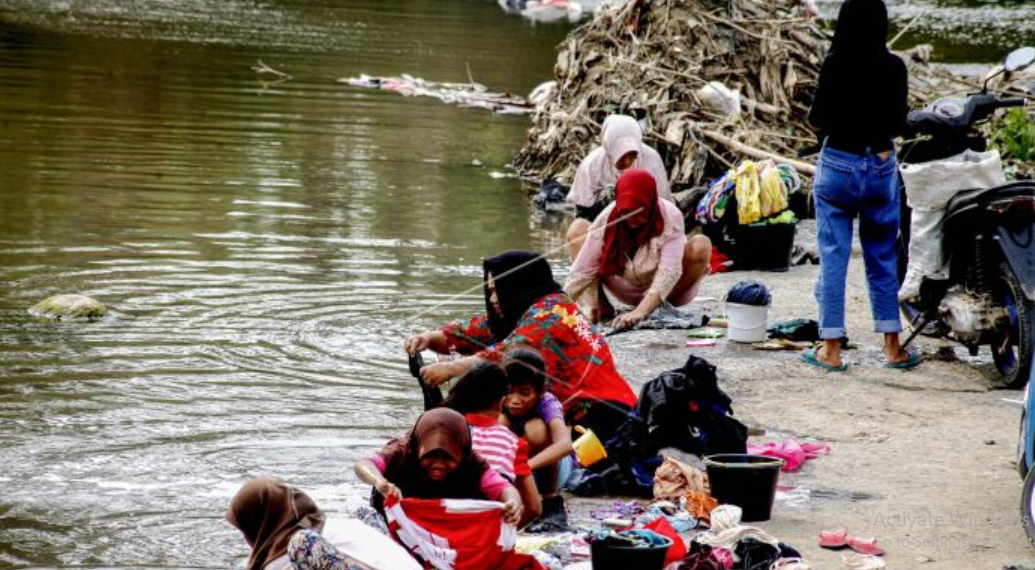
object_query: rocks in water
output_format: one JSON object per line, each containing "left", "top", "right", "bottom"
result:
{"left": 29, "top": 294, "right": 108, "bottom": 321}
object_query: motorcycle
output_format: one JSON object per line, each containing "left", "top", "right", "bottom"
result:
{"left": 898, "top": 46, "right": 1035, "bottom": 389}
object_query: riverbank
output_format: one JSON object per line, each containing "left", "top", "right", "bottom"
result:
{"left": 594, "top": 248, "right": 1030, "bottom": 569}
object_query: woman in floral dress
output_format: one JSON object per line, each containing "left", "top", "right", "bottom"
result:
{"left": 404, "top": 251, "right": 636, "bottom": 441}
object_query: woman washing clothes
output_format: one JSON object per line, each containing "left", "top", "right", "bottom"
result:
{"left": 404, "top": 251, "right": 637, "bottom": 442}
{"left": 802, "top": 0, "right": 919, "bottom": 371}
{"left": 565, "top": 169, "right": 712, "bottom": 329}
{"left": 227, "top": 477, "right": 420, "bottom": 570}
{"left": 564, "top": 114, "right": 673, "bottom": 260}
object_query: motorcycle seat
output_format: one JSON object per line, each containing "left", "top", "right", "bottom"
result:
{"left": 943, "top": 181, "right": 1035, "bottom": 222}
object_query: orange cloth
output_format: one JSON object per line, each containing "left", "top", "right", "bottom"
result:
{"left": 686, "top": 490, "right": 719, "bottom": 527}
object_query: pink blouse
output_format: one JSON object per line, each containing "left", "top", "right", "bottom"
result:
{"left": 564, "top": 199, "right": 686, "bottom": 307}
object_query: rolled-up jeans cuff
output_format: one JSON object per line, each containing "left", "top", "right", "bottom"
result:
{"left": 874, "top": 319, "right": 902, "bottom": 334}
{"left": 819, "top": 327, "right": 846, "bottom": 340}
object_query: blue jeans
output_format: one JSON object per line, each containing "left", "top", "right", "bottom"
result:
{"left": 813, "top": 146, "right": 902, "bottom": 339}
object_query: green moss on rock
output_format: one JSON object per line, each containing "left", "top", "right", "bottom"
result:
{"left": 29, "top": 294, "right": 108, "bottom": 321}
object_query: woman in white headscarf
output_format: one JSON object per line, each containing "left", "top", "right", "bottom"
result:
{"left": 564, "top": 115, "right": 673, "bottom": 261}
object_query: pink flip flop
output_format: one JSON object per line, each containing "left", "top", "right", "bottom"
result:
{"left": 848, "top": 536, "right": 886, "bottom": 556}
{"left": 818, "top": 529, "right": 849, "bottom": 549}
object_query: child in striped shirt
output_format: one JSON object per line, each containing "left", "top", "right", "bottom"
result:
{"left": 443, "top": 361, "right": 542, "bottom": 528}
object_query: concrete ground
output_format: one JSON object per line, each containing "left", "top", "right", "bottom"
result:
{"left": 589, "top": 251, "right": 1035, "bottom": 570}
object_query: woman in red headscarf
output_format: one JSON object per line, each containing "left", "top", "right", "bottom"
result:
{"left": 565, "top": 169, "right": 712, "bottom": 330}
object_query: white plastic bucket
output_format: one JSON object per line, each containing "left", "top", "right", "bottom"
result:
{"left": 725, "top": 302, "right": 769, "bottom": 343}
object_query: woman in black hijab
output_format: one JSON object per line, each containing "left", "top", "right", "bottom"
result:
{"left": 803, "top": 0, "right": 919, "bottom": 372}
{"left": 404, "top": 251, "right": 636, "bottom": 440}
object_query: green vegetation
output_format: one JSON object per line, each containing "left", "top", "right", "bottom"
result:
{"left": 990, "top": 108, "right": 1035, "bottom": 162}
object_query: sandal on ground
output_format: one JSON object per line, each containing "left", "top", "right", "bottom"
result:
{"left": 818, "top": 529, "right": 849, "bottom": 548}
{"left": 847, "top": 536, "right": 886, "bottom": 556}
{"left": 884, "top": 351, "right": 921, "bottom": 370}
{"left": 800, "top": 348, "right": 849, "bottom": 372}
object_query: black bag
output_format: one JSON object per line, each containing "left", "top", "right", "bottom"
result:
{"left": 633, "top": 355, "right": 747, "bottom": 457}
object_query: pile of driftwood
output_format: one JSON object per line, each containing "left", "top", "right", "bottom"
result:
{"left": 514, "top": 0, "right": 976, "bottom": 189}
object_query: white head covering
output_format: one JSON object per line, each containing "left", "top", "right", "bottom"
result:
{"left": 601, "top": 115, "right": 643, "bottom": 166}
{"left": 567, "top": 115, "right": 672, "bottom": 207}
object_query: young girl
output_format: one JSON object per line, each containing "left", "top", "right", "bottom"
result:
{"left": 442, "top": 361, "right": 542, "bottom": 527}
{"left": 803, "top": 0, "right": 918, "bottom": 371}
{"left": 501, "top": 347, "right": 574, "bottom": 531}
{"left": 354, "top": 408, "right": 523, "bottom": 525}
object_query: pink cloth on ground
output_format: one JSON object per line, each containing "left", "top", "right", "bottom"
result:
{"left": 746, "top": 440, "right": 830, "bottom": 472}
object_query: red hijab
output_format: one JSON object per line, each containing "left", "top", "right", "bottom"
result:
{"left": 599, "top": 169, "right": 665, "bottom": 275}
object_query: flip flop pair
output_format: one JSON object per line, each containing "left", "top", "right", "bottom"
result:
{"left": 800, "top": 347, "right": 849, "bottom": 372}
{"left": 818, "top": 529, "right": 886, "bottom": 556}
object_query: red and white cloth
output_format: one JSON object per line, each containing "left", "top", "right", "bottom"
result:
{"left": 384, "top": 497, "right": 542, "bottom": 570}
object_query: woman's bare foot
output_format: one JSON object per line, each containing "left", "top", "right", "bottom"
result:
{"left": 816, "top": 340, "right": 843, "bottom": 368}
{"left": 883, "top": 333, "right": 911, "bottom": 364}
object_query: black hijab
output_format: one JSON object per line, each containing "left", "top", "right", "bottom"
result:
{"left": 809, "top": 0, "right": 907, "bottom": 142}
{"left": 482, "top": 251, "right": 563, "bottom": 344}
{"left": 830, "top": 0, "right": 889, "bottom": 62}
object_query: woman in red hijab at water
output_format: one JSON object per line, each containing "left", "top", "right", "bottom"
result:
{"left": 566, "top": 169, "right": 711, "bottom": 330}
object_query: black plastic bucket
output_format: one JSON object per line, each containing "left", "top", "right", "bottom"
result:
{"left": 704, "top": 453, "right": 785, "bottom": 522}
{"left": 590, "top": 535, "right": 673, "bottom": 570}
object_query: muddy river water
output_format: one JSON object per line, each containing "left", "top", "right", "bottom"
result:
{"left": 0, "top": 0, "right": 1031, "bottom": 567}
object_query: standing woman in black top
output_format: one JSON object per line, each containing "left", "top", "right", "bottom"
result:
{"left": 802, "top": 0, "right": 919, "bottom": 371}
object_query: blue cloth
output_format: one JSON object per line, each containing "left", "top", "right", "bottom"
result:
{"left": 533, "top": 454, "right": 574, "bottom": 491}
{"left": 813, "top": 145, "right": 902, "bottom": 339}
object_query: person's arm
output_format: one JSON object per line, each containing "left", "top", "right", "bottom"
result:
{"left": 564, "top": 214, "right": 608, "bottom": 321}
{"left": 566, "top": 149, "right": 602, "bottom": 207}
{"left": 527, "top": 417, "right": 575, "bottom": 472}
{"left": 515, "top": 475, "right": 542, "bottom": 527}
{"left": 894, "top": 57, "right": 910, "bottom": 138}
{"left": 404, "top": 330, "right": 452, "bottom": 355}
{"left": 419, "top": 355, "right": 483, "bottom": 387}
{"left": 413, "top": 314, "right": 500, "bottom": 386}
{"left": 354, "top": 459, "right": 403, "bottom": 500}
{"left": 499, "top": 485, "right": 524, "bottom": 526}
{"left": 808, "top": 58, "right": 834, "bottom": 138}
{"left": 647, "top": 150, "right": 673, "bottom": 203}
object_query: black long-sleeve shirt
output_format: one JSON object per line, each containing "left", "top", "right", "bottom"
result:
{"left": 808, "top": 52, "right": 909, "bottom": 154}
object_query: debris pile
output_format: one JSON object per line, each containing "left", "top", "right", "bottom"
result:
{"left": 514, "top": 0, "right": 975, "bottom": 190}
{"left": 340, "top": 74, "right": 534, "bottom": 115}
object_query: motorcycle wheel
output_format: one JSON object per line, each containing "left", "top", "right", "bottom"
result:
{"left": 992, "top": 263, "right": 1035, "bottom": 389}
{"left": 1021, "top": 466, "right": 1035, "bottom": 546}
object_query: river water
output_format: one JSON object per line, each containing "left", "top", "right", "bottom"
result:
{"left": 0, "top": 0, "right": 1029, "bottom": 568}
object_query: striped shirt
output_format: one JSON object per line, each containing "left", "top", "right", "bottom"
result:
{"left": 465, "top": 414, "right": 531, "bottom": 481}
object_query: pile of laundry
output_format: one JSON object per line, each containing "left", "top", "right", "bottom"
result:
{"left": 531, "top": 500, "right": 811, "bottom": 570}
{"left": 695, "top": 161, "right": 802, "bottom": 271}
{"left": 695, "top": 161, "right": 801, "bottom": 227}
{"left": 340, "top": 74, "right": 534, "bottom": 115}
